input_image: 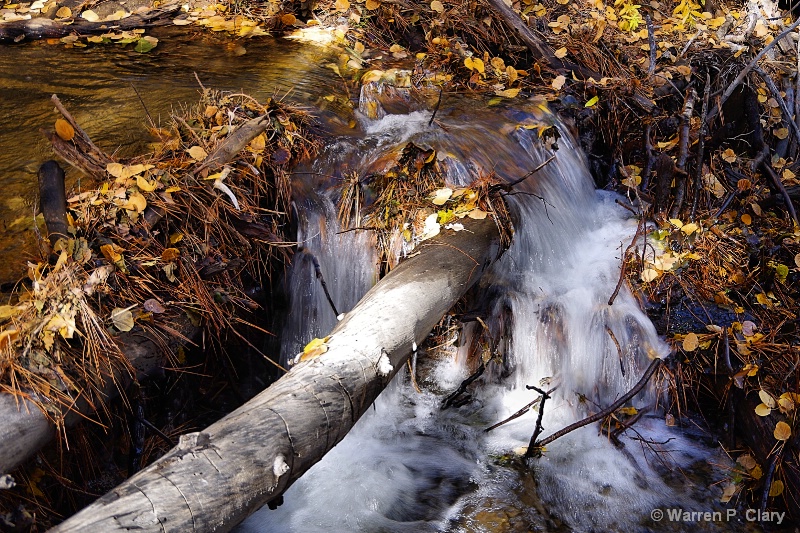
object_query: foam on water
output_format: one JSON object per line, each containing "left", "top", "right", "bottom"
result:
{"left": 242, "top": 95, "right": 733, "bottom": 532}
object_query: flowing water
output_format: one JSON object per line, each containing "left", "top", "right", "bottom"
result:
{"left": 241, "top": 87, "right": 738, "bottom": 532}
{"left": 0, "top": 33, "right": 736, "bottom": 531}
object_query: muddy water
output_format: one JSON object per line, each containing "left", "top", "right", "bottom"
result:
{"left": 0, "top": 28, "right": 345, "bottom": 283}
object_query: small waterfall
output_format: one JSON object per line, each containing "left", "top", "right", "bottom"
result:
{"left": 242, "top": 87, "right": 730, "bottom": 532}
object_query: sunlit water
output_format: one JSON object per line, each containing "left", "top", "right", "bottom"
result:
{"left": 241, "top": 88, "right": 736, "bottom": 531}
{"left": 0, "top": 28, "right": 348, "bottom": 283}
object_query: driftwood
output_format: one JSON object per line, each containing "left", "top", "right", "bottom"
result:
{"left": 51, "top": 217, "right": 501, "bottom": 532}
{"left": 37, "top": 160, "right": 70, "bottom": 247}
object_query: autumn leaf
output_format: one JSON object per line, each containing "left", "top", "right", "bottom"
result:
{"left": 334, "top": 0, "right": 349, "bottom": 11}
{"left": 774, "top": 421, "right": 792, "bottom": 441}
{"left": 585, "top": 95, "right": 599, "bottom": 107}
{"left": 111, "top": 307, "right": 135, "bottom": 332}
{"left": 136, "top": 175, "right": 157, "bottom": 192}
{"left": 187, "top": 146, "right": 208, "bottom": 161}
{"left": 365, "top": 0, "right": 380, "bottom": 8}
{"left": 721, "top": 148, "right": 737, "bottom": 163}
{"left": 300, "top": 336, "right": 331, "bottom": 361}
{"left": 161, "top": 248, "right": 180, "bottom": 262}
{"left": 495, "top": 88, "right": 520, "bottom": 98}
{"left": 682, "top": 332, "right": 699, "bottom": 351}
{"left": 55, "top": 119, "right": 75, "bottom": 141}
{"left": 280, "top": 13, "right": 296, "bottom": 25}
{"left": 769, "top": 480, "right": 784, "bottom": 497}
{"left": 641, "top": 268, "right": 659, "bottom": 282}
{"left": 554, "top": 47, "right": 568, "bottom": 59}
{"left": 81, "top": 9, "right": 99, "bottom": 21}
{"left": 552, "top": 75, "right": 566, "bottom": 90}
{"left": 430, "top": 0, "right": 444, "bottom": 12}
{"left": 431, "top": 187, "right": 453, "bottom": 205}
{"left": 755, "top": 403, "right": 772, "bottom": 416}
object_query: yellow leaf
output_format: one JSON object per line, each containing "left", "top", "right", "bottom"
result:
{"left": 737, "top": 455, "right": 757, "bottom": 470}
{"left": 756, "top": 293, "right": 770, "bottom": 306}
{"left": 430, "top": 0, "right": 444, "bottom": 12}
{"left": 769, "top": 480, "right": 784, "bottom": 497}
{"left": 680, "top": 222, "right": 699, "bottom": 235}
{"left": 161, "top": 248, "right": 180, "bottom": 262}
{"left": 55, "top": 119, "right": 75, "bottom": 141}
{"left": 249, "top": 133, "right": 266, "bottom": 153}
{"left": 169, "top": 232, "right": 184, "bottom": 244}
{"left": 641, "top": 268, "right": 659, "bottom": 282}
{"left": 741, "top": 214, "right": 752, "bottom": 225}
{"left": 0, "top": 328, "right": 18, "bottom": 350}
{"left": 334, "top": 0, "right": 350, "bottom": 11}
{"left": 495, "top": 88, "right": 520, "bottom": 98}
{"left": 721, "top": 148, "right": 737, "bottom": 163}
{"left": 468, "top": 208, "right": 488, "bottom": 220}
{"left": 554, "top": 47, "right": 568, "bottom": 59}
{"left": 618, "top": 406, "right": 638, "bottom": 416}
{"left": 0, "top": 305, "right": 21, "bottom": 321}
{"left": 136, "top": 175, "right": 157, "bottom": 192}
{"left": 81, "top": 9, "right": 99, "bottom": 21}
{"left": 280, "top": 13, "right": 296, "bottom": 25}
{"left": 759, "top": 390, "right": 776, "bottom": 408}
{"left": 552, "top": 75, "right": 566, "bottom": 90}
{"left": 774, "top": 421, "right": 792, "bottom": 440}
{"left": 471, "top": 57, "right": 485, "bottom": 74}
{"left": 100, "top": 243, "right": 123, "bottom": 263}
{"left": 354, "top": 41, "right": 365, "bottom": 55}
{"left": 778, "top": 395, "right": 794, "bottom": 413}
{"left": 669, "top": 218, "right": 684, "bottom": 229}
{"left": 300, "top": 336, "right": 331, "bottom": 361}
{"left": 55, "top": 6, "right": 71, "bottom": 17}
{"left": 682, "top": 332, "right": 699, "bottom": 351}
{"left": 585, "top": 95, "right": 599, "bottom": 107}
{"left": 365, "top": 0, "right": 380, "bottom": 9}
{"left": 111, "top": 307, "right": 134, "bottom": 332}
{"left": 389, "top": 44, "right": 403, "bottom": 53}
{"left": 464, "top": 57, "right": 474, "bottom": 70}
{"left": 431, "top": 187, "right": 453, "bottom": 205}
{"left": 506, "top": 65, "right": 518, "bottom": 84}
{"left": 755, "top": 403, "right": 772, "bottom": 416}
{"left": 187, "top": 145, "right": 208, "bottom": 161}
{"left": 126, "top": 192, "right": 147, "bottom": 212}
{"left": 774, "top": 127, "right": 789, "bottom": 140}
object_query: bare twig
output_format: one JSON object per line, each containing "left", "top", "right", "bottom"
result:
{"left": 524, "top": 385, "right": 552, "bottom": 457}
{"left": 608, "top": 216, "right": 646, "bottom": 306}
{"left": 606, "top": 326, "right": 625, "bottom": 376}
{"left": 442, "top": 362, "right": 485, "bottom": 409}
{"left": 691, "top": 73, "right": 711, "bottom": 222}
{"left": 428, "top": 87, "right": 443, "bottom": 127}
{"left": 646, "top": 13, "right": 656, "bottom": 78}
{"left": 535, "top": 358, "right": 663, "bottom": 449}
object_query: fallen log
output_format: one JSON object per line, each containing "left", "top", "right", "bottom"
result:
{"left": 51, "top": 217, "right": 502, "bottom": 532}
{"left": 0, "top": 326, "right": 195, "bottom": 475}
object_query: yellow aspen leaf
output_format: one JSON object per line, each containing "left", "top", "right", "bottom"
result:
{"left": 464, "top": 57, "right": 474, "bottom": 70}
{"left": 741, "top": 213, "right": 752, "bottom": 225}
{"left": 618, "top": 406, "right": 638, "bottom": 416}
{"left": 495, "top": 88, "right": 520, "bottom": 98}
{"left": 774, "top": 421, "right": 791, "bottom": 440}
{"left": 721, "top": 148, "right": 737, "bottom": 163}
{"left": 300, "top": 336, "right": 331, "bottom": 361}
{"left": 161, "top": 248, "right": 180, "bottom": 262}
{"left": 682, "top": 332, "right": 699, "bottom": 351}
{"left": 334, "top": 0, "right": 350, "bottom": 11}
{"left": 389, "top": 43, "right": 403, "bottom": 53}
{"left": 0, "top": 328, "right": 19, "bottom": 351}
{"left": 136, "top": 175, "right": 157, "bottom": 192}
{"left": 431, "top": 187, "right": 453, "bottom": 205}
{"left": 760, "top": 390, "right": 776, "bottom": 408}
{"left": 55, "top": 6, "right": 71, "bottom": 17}
{"left": 585, "top": 95, "right": 599, "bottom": 107}
{"left": 680, "top": 222, "right": 699, "bottom": 235}
{"left": 430, "top": 0, "right": 444, "bottom": 12}
{"left": 554, "top": 47, "right": 568, "bottom": 59}
{"left": 720, "top": 483, "right": 737, "bottom": 503}
{"left": 769, "top": 480, "right": 784, "bottom": 497}
{"left": 755, "top": 403, "right": 772, "bottom": 416}
{"left": 795, "top": 253, "right": 800, "bottom": 268}
{"left": 354, "top": 41, "right": 365, "bottom": 55}
{"left": 365, "top": 0, "right": 380, "bottom": 9}
{"left": 756, "top": 293, "right": 770, "bottom": 306}
{"left": 778, "top": 394, "right": 794, "bottom": 413}
{"left": 249, "top": 133, "right": 266, "bottom": 153}
{"left": 187, "top": 145, "right": 208, "bottom": 161}
{"left": 125, "top": 192, "right": 147, "bottom": 212}
{"left": 641, "top": 268, "right": 659, "bottom": 282}
{"left": 111, "top": 307, "right": 134, "bottom": 332}
{"left": 100, "top": 244, "right": 123, "bottom": 263}
{"left": 280, "top": 13, "right": 296, "bottom": 25}
{"left": 55, "top": 119, "right": 75, "bottom": 141}
{"left": 774, "top": 127, "right": 789, "bottom": 140}
{"left": 170, "top": 232, "right": 184, "bottom": 244}
{"left": 506, "top": 65, "right": 518, "bottom": 84}
{"left": 471, "top": 57, "right": 485, "bottom": 74}
{"left": 80, "top": 9, "right": 99, "bottom": 21}
{"left": 552, "top": 75, "right": 566, "bottom": 90}
{"left": 468, "top": 208, "right": 488, "bottom": 220}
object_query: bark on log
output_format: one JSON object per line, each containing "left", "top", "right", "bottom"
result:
{"left": 50, "top": 217, "right": 502, "bottom": 532}
{"left": 0, "top": 325, "right": 195, "bottom": 475}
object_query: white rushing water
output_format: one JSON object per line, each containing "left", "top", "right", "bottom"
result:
{"left": 241, "top": 88, "right": 733, "bottom": 532}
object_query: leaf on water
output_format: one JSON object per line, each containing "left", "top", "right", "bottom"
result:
{"left": 552, "top": 75, "right": 566, "bottom": 90}
{"left": 774, "top": 421, "right": 791, "bottom": 441}
{"left": 769, "top": 480, "right": 784, "bottom": 497}
{"left": 187, "top": 145, "right": 208, "bottom": 161}
{"left": 755, "top": 403, "right": 772, "bottom": 416}
{"left": 143, "top": 299, "right": 166, "bottom": 313}
{"left": 134, "top": 36, "right": 157, "bottom": 53}
{"left": 720, "top": 483, "right": 737, "bottom": 503}
{"left": 111, "top": 307, "right": 134, "bottom": 332}
{"left": 55, "top": 119, "right": 75, "bottom": 141}
{"left": 682, "top": 332, "right": 699, "bottom": 351}
{"left": 554, "top": 47, "right": 568, "bottom": 58}
{"left": 81, "top": 9, "right": 99, "bottom": 21}
{"left": 431, "top": 187, "right": 453, "bottom": 205}
{"left": 430, "top": 0, "right": 444, "bottom": 12}
{"left": 585, "top": 95, "right": 599, "bottom": 107}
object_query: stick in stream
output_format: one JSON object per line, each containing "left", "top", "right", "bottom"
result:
{"left": 533, "top": 358, "right": 663, "bottom": 450}
{"left": 608, "top": 215, "right": 646, "bottom": 306}
{"left": 524, "top": 385, "right": 552, "bottom": 458}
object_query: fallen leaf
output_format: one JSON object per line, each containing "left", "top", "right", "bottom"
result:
{"left": 495, "top": 88, "right": 520, "bottom": 98}
{"left": 365, "top": 0, "right": 380, "bottom": 8}
{"left": 111, "top": 307, "right": 134, "bottom": 332}
{"left": 769, "top": 480, "right": 784, "bottom": 497}
{"left": 552, "top": 75, "right": 566, "bottom": 90}
{"left": 774, "top": 421, "right": 792, "bottom": 441}
{"left": 161, "top": 248, "right": 180, "bottom": 262}
{"left": 143, "top": 299, "right": 166, "bottom": 313}
{"left": 755, "top": 403, "right": 772, "bottom": 416}
{"left": 641, "top": 268, "right": 659, "bottom": 282}
{"left": 334, "top": 0, "right": 349, "bottom": 11}
{"left": 585, "top": 95, "right": 599, "bottom": 107}
{"left": 55, "top": 119, "right": 75, "bottom": 141}
{"left": 468, "top": 208, "right": 488, "bottom": 220}
{"left": 682, "top": 332, "right": 699, "bottom": 351}
{"left": 81, "top": 9, "right": 99, "bottom": 21}
{"left": 136, "top": 175, "right": 157, "bottom": 192}
{"left": 721, "top": 148, "right": 737, "bottom": 163}
{"left": 431, "top": 187, "right": 453, "bottom": 205}
{"left": 430, "top": 0, "right": 444, "bottom": 12}
{"left": 55, "top": 6, "right": 71, "bottom": 17}
{"left": 187, "top": 146, "right": 208, "bottom": 161}
{"left": 554, "top": 47, "right": 568, "bottom": 58}
{"left": 737, "top": 455, "right": 757, "bottom": 470}
{"left": 280, "top": 13, "right": 296, "bottom": 25}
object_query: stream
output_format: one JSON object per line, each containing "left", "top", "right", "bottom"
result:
{"left": 1, "top": 30, "right": 743, "bottom": 532}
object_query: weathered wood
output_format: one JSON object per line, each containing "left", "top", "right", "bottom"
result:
{"left": 37, "top": 160, "right": 69, "bottom": 247}
{"left": 0, "top": 326, "right": 195, "bottom": 475}
{"left": 51, "top": 217, "right": 501, "bottom": 532}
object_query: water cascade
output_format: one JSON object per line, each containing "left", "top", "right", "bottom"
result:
{"left": 241, "top": 84, "right": 731, "bottom": 532}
